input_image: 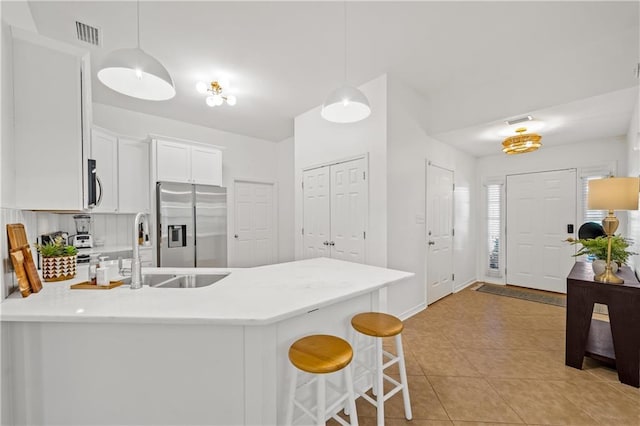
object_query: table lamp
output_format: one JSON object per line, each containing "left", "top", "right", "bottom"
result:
{"left": 587, "top": 177, "right": 640, "bottom": 283}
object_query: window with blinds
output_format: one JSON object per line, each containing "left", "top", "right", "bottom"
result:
{"left": 487, "top": 184, "right": 502, "bottom": 275}
{"left": 582, "top": 176, "right": 608, "bottom": 225}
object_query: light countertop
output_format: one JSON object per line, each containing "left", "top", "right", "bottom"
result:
{"left": 0, "top": 258, "right": 413, "bottom": 326}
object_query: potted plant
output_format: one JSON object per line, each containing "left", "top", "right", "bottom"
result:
{"left": 566, "top": 235, "right": 637, "bottom": 274}
{"left": 35, "top": 237, "right": 78, "bottom": 281}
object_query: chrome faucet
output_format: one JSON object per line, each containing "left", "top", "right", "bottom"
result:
{"left": 130, "top": 212, "right": 146, "bottom": 290}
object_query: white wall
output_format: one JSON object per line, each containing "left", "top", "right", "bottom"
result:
{"left": 277, "top": 137, "right": 295, "bottom": 262}
{"left": 476, "top": 137, "right": 628, "bottom": 283}
{"left": 625, "top": 97, "right": 639, "bottom": 276}
{"left": 92, "top": 103, "right": 295, "bottom": 265}
{"left": 294, "top": 75, "right": 388, "bottom": 267}
{"left": 387, "top": 76, "right": 477, "bottom": 318}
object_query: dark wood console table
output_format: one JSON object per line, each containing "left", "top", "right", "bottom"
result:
{"left": 565, "top": 261, "right": 640, "bottom": 387}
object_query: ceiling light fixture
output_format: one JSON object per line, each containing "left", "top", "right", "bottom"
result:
{"left": 97, "top": 0, "right": 175, "bottom": 101}
{"left": 196, "top": 81, "right": 237, "bottom": 107}
{"left": 321, "top": 1, "right": 371, "bottom": 123}
{"left": 502, "top": 127, "right": 542, "bottom": 155}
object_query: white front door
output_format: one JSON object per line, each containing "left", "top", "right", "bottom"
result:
{"left": 330, "top": 158, "right": 367, "bottom": 263}
{"left": 506, "top": 169, "right": 576, "bottom": 293}
{"left": 426, "top": 163, "right": 454, "bottom": 305}
{"left": 234, "top": 181, "right": 276, "bottom": 267}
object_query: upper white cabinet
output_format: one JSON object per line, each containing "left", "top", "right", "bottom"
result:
{"left": 13, "top": 28, "right": 92, "bottom": 211}
{"left": 90, "top": 127, "right": 151, "bottom": 214}
{"left": 156, "top": 139, "right": 222, "bottom": 186}
{"left": 118, "top": 137, "right": 150, "bottom": 213}
{"left": 91, "top": 128, "right": 118, "bottom": 212}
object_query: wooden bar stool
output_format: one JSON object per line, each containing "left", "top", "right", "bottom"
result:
{"left": 350, "top": 312, "right": 412, "bottom": 425}
{"left": 286, "top": 334, "right": 359, "bottom": 426}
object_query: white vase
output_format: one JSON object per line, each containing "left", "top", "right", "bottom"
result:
{"left": 592, "top": 259, "right": 617, "bottom": 276}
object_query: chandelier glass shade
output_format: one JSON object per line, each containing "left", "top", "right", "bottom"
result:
{"left": 97, "top": 1, "right": 175, "bottom": 101}
{"left": 502, "top": 127, "right": 542, "bottom": 155}
{"left": 321, "top": 85, "right": 371, "bottom": 123}
{"left": 196, "top": 81, "right": 236, "bottom": 107}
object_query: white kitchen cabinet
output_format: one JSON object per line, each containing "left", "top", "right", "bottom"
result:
{"left": 156, "top": 139, "right": 222, "bottom": 185}
{"left": 13, "top": 28, "right": 92, "bottom": 211}
{"left": 91, "top": 128, "right": 118, "bottom": 212}
{"left": 118, "top": 138, "right": 150, "bottom": 213}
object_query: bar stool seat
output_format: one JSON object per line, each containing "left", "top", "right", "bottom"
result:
{"left": 286, "top": 334, "right": 358, "bottom": 426}
{"left": 351, "top": 312, "right": 412, "bottom": 425}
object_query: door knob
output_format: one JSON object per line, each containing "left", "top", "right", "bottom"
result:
{"left": 323, "top": 241, "right": 329, "bottom": 246}
{"left": 428, "top": 241, "right": 435, "bottom": 245}
{"left": 329, "top": 241, "right": 335, "bottom": 246}
{"left": 234, "top": 234, "right": 238, "bottom": 239}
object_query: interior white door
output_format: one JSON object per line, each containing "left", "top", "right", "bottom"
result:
{"left": 234, "top": 181, "right": 275, "bottom": 267}
{"left": 330, "top": 158, "right": 367, "bottom": 263}
{"left": 302, "top": 167, "right": 331, "bottom": 258}
{"left": 506, "top": 169, "right": 576, "bottom": 293}
{"left": 426, "top": 164, "right": 454, "bottom": 305}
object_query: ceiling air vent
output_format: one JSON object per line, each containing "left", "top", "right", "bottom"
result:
{"left": 505, "top": 115, "right": 533, "bottom": 126}
{"left": 75, "top": 21, "right": 101, "bottom": 47}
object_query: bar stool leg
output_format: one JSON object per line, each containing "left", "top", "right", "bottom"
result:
{"left": 316, "top": 374, "right": 326, "bottom": 426}
{"left": 375, "top": 337, "right": 384, "bottom": 426}
{"left": 396, "top": 334, "right": 412, "bottom": 420}
{"left": 345, "top": 364, "right": 359, "bottom": 426}
{"left": 285, "top": 367, "right": 298, "bottom": 426}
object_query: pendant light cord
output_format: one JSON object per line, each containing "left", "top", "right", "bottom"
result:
{"left": 343, "top": 0, "right": 347, "bottom": 83}
{"left": 136, "top": 0, "right": 140, "bottom": 48}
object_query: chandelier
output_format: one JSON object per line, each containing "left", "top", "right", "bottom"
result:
{"left": 196, "top": 81, "right": 237, "bottom": 107}
{"left": 502, "top": 127, "right": 542, "bottom": 155}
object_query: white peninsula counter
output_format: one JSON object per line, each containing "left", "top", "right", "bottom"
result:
{"left": 1, "top": 258, "right": 413, "bottom": 425}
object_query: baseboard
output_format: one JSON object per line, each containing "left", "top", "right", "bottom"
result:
{"left": 398, "top": 302, "right": 426, "bottom": 321}
{"left": 454, "top": 278, "right": 476, "bottom": 293}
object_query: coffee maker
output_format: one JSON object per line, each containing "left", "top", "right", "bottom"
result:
{"left": 71, "top": 214, "right": 93, "bottom": 248}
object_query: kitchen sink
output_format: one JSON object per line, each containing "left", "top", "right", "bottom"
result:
{"left": 119, "top": 273, "right": 228, "bottom": 288}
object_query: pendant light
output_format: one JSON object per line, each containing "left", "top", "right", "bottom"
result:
{"left": 97, "top": 1, "right": 175, "bottom": 101}
{"left": 321, "top": 1, "right": 371, "bottom": 123}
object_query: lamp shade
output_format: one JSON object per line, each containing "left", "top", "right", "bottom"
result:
{"left": 97, "top": 48, "right": 175, "bottom": 101}
{"left": 321, "top": 85, "right": 371, "bottom": 123}
{"left": 588, "top": 177, "right": 640, "bottom": 210}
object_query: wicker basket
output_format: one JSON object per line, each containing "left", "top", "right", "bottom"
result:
{"left": 42, "top": 255, "right": 77, "bottom": 282}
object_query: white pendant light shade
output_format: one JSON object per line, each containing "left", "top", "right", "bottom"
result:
{"left": 97, "top": 47, "right": 175, "bottom": 101}
{"left": 321, "top": 85, "right": 371, "bottom": 123}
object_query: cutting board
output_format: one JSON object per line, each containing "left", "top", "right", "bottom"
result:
{"left": 70, "top": 281, "right": 124, "bottom": 290}
{"left": 7, "top": 223, "right": 43, "bottom": 293}
{"left": 9, "top": 249, "right": 31, "bottom": 297}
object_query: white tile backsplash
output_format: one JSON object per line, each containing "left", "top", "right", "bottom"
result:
{"left": 2, "top": 211, "right": 135, "bottom": 299}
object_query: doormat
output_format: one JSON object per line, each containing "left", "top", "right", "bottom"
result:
{"left": 475, "top": 283, "right": 566, "bottom": 307}
{"left": 474, "top": 283, "right": 609, "bottom": 314}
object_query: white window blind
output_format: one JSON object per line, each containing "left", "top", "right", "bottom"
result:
{"left": 582, "top": 176, "right": 608, "bottom": 225}
{"left": 487, "top": 184, "right": 502, "bottom": 275}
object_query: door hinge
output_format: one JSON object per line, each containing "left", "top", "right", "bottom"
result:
{"left": 452, "top": 273, "right": 455, "bottom": 281}
{"left": 453, "top": 183, "right": 456, "bottom": 191}
{"left": 301, "top": 181, "right": 304, "bottom": 189}
{"left": 301, "top": 227, "right": 304, "bottom": 235}
{"left": 363, "top": 171, "right": 366, "bottom": 180}
{"left": 363, "top": 231, "right": 366, "bottom": 239}
{"left": 452, "top": 228, "right": 455, "bottom": 237}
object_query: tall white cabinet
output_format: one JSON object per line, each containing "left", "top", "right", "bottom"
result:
{"left": 12, "top": 28, "right": 92, "bottom": 210}
{"left": 302, "top": 158, "right": 368, "bottom": 263}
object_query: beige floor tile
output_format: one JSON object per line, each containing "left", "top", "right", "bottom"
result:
{"left": 488, "top": 378, "right": 598, "bottom": 425}
{"left": 549, "top": 381, "right": 640, "bottom": 425}
{"left": 413, "top": 346, "right": 482, "bottom": 377}
{"left": 606, "top": 381, "right": 640, "bottom": 403}
{"left": 428, "top": 376, "right": 523, "bottom": 423}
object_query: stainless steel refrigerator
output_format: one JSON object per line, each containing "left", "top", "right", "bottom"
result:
{"left": 156, "top": 182, "right": 227, "bottom": 267}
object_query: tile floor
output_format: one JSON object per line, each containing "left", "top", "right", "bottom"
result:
{"left": 335, "top": 286, "right": 640, "bottom": 426}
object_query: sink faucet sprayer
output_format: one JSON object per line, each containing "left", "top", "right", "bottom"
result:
{"left": 131, "top": 212, "right": 147, "bottom": 290}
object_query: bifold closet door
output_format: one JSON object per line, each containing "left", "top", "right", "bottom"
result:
{"left": 302, "top": 167, "right": 331, "bottom": 258}
{"left": 330, "top": 158, "right": 366, "bottom": 263}
{"left": 302, "top": 158, "right": 367, "bottom": 263}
